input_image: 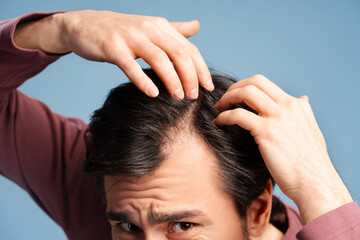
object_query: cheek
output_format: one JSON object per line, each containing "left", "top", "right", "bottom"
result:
{"left": 192, "top": 223, "right": 245, "bottom": 240}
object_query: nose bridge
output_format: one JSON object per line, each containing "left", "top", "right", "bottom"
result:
{"left": 144, "top": 230, "right": 168, "bottom": 240}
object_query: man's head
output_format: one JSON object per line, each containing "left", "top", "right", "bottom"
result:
{"left": 83, "top": 69, "right": 277, "bottom": 239}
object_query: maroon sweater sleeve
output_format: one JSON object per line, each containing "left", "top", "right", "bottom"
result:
{"left": 296, "top": 202, "right": 360, "bottom": 240}
{"left": 0, "top": 13, "right": 111, "bottom": 239}
{"left": 284, "top": 202, "right": 360, "bottom": 239}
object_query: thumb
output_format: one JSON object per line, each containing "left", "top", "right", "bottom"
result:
{"left": 170, "top": 20, "right": 200, "bottom": 38}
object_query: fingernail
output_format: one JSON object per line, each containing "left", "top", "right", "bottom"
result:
{"left": 189, "top": 88, "right": 198, "bottom": 100}
{"left": 205, "top": 80, "right": 214, "bottom": 91}
{"left": 173, "top": 88, "right": 184, "bottom": 99}
{"left": 147, "top": 85, "right": 159, "bottom": 97}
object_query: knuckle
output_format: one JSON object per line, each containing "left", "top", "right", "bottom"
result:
{"left": 242, "top": 85, "right": 258, "bottom": 95}
{"left": 104, "top": 32, "right": 119, "bottom": 47}
{"left": 299, "top": 98, "right": 310, "bottom": 109}
{"left": 300, "top": 95, "right": 310, "bottom": 103}
{"left": 139, "top": 20, "right": 154, "bottom": 31}
{"left": 232, "top": 108, "right": 244, "bottom": 117}
{"left": 174, "top": 46, "right": 188, "bottom": 59}
{"left": 120, "top": 61, "right": 134, "bottom": 73}
{"left": 262, "top": 120, "right": 276, "bottom": 137}
{"left": 286, "top": 97, "right": 301, "bottom": 109}
{"left": 266, "top": 105, "right": 279, "bottom": 116}
{"left": 252, "top": 74, "right": 268, "bottom": 84}
{"left": 154, "top": 16, "right": 168, "bottom": 25}
{"left": 253, "top": 74, "right": 267, "bottom": 80}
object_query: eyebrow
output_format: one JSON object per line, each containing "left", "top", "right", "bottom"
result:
{"left": 106, "top": 211, "right": 135, "bottom": 223}
{"left": 106, "top": 209, "right": 206, "bottom": 225}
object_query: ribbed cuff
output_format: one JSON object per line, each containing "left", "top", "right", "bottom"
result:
{"left": 10, "top": 11, "right": 68, "bottom": 57}
{"left": 296, "top": 202, "right": 360, "bottom": 240}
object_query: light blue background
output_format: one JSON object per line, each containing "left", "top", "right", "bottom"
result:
{"left": 1, "top": 0, "right": 359, "bottom": 239}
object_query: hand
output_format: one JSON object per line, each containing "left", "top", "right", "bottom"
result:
{"left": 212, "top": 74, "right": 353, "bottom": 224}
{"left": 14, "top": 10, "right": 213, "bottom": 99}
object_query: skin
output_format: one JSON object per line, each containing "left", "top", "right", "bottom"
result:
{"left": 13, "top": 9, "right": 354, "bottom": 235}
{"left": 14, "top": 10, "right": 214, "bottom": 99}
{"left": 104, "top": 130, "right": 279, "bottom": 240}
{"left": 213, "top": 74, "right": 353, "bottom": 224}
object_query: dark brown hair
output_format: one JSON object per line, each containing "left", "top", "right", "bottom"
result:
{"left": 83, "top": 68, "right": 288, "bottom": 232}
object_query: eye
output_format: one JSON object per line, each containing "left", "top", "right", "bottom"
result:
{"left": 120, "top": 223, "right": 141, "bottom": 232}
{"left": 171, "top": 222, "right": 195, "bottom": 233}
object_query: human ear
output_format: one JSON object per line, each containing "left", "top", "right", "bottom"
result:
{"left": 246, "top": 180, "right": 273, "bottom": 238}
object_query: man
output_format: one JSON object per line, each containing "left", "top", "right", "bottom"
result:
{"left": 1, "top": 10, "right": 359, "bottom": 240}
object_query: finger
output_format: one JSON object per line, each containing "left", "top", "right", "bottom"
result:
{"left": 170, "top": 20, "right": 200, "bottom": 38}
{"left": 214, "top": 85, "right": 278, "bottom": 117}
{"left": 186, "top": 42, "right": 214, "bottom": 91}
{"left": 114, "top": 55, "right": 159, "bottom": 98}
{"left": 132, "top": 39, "right": 184, "bottom": 99}
{"left": 148, "top": 29, "right": 198, "bottom": 99}
{"left": 212, "top": 108, "right": 262, "bottom": 131}
{"left": 225, "top": 74, "right": 289, "bottom": 102}
{"left": 299, "top": 95, "right": 309, "bottom": 102}
{"left": 161, "top": 24, "right": 213, "bottom": 92}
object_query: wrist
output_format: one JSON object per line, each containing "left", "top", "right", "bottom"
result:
{"left": 40, "top": 13, "right": 71, "bottom": 54}
{"left": 13, "top": 12, "right": 71, "bottom": 54}
{"left": 293, "top": 174, "right": 353, "bottom": 224}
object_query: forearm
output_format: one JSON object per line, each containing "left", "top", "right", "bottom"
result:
{"left": 13, "top": 12, "right": 70, "bottom": 54}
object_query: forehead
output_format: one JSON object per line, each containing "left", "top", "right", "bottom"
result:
{"left": 104, "top": 131, "right": 231, "bottom": 214}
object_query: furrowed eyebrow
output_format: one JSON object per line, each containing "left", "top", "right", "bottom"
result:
{"left": 106, "top": 209, "right": 205, "bottom": 225}
{"left": 149, "top": 209, "right": 205, "bottom": 225}
{"left": 106, "top": 211, "right": 135, "bottom": 223}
